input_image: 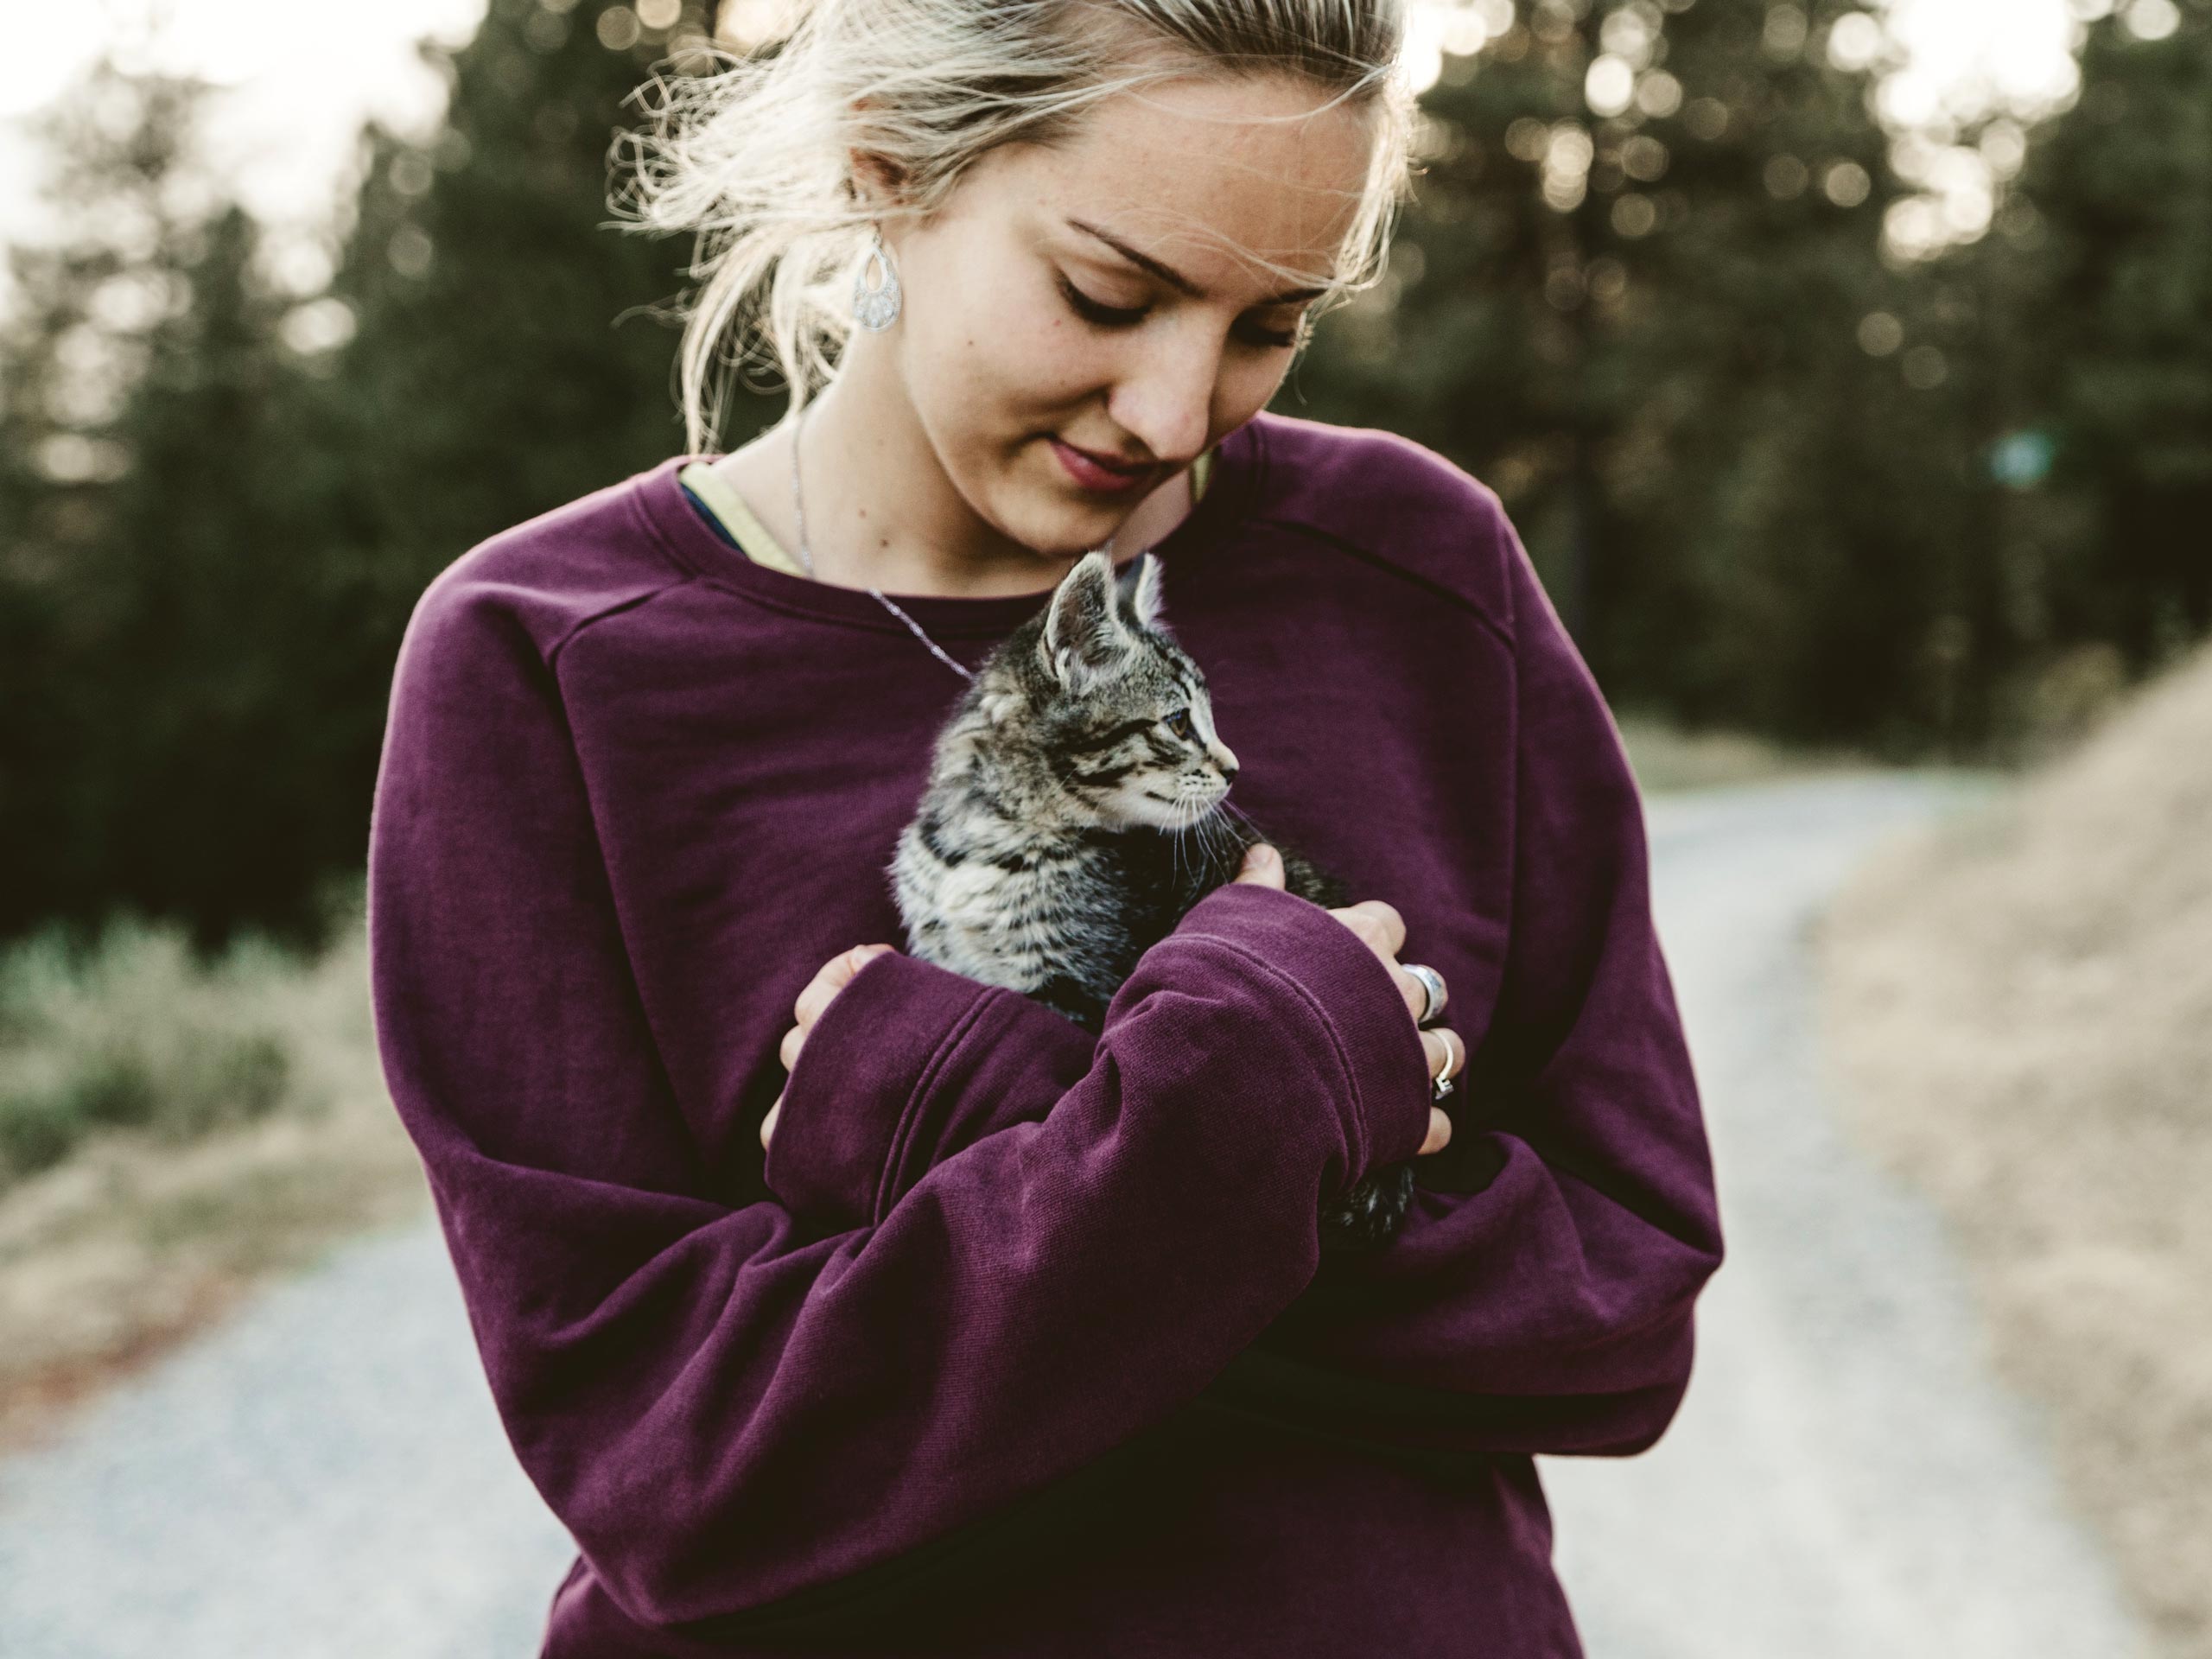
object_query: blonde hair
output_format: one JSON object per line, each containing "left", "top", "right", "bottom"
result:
{"left": 611, "top": 0, "right": 1416, "bottom": 455}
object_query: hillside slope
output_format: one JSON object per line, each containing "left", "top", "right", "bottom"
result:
{"left": 1816, "top": 639, "right": 2212, "bottom": 1657}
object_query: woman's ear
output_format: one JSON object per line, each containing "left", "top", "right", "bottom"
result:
{"left": 846, "top": 143, "right": 909, "bottom": 216}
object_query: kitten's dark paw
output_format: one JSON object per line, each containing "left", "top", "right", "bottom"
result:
{"left": 1317, "top": 1162, "right": 1415, "bottom": 1255}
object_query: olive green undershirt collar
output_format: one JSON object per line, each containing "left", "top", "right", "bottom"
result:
{"left": 677, "top": 448, "right": 1216, "bottom": 579}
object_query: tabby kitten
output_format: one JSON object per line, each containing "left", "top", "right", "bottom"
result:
{"left": 890, "top": 550, "right": 1414, "bottom": 1254}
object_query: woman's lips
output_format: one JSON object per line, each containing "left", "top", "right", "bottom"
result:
{"left": 1050, "top": 437, "right": 1157, "bottom": 494}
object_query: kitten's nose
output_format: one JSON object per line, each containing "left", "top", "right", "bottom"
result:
{"left": 1211, "top": 741, "right": 1238, "bottom": 782}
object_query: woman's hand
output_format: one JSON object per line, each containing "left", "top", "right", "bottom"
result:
{"left": 760, "top": 943, "right": 899, "bottom": 1151}
{"left": 761, "top": 846, "right": 1461, "bottom": 1159}
{"left": 1234, "top": 842, "right": 1458, "bottom": 1158}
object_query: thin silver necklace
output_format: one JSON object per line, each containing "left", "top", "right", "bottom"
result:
{"left": 788, "top": 399, "right": 1118, "bottom": 684}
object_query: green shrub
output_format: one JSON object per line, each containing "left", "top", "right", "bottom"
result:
{"left": 0, "top": 1088, "right": 80, "bottom": 1180}
{"left": 0, "top": 911, "right": 309, "bottom": 1190}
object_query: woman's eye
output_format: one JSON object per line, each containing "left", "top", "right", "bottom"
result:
{"left": 1061, "top": 268, "right": 1303, "bottom": 350}
{"left": 1163, "top": 709, "right": 1195, "bottom": 741}
{"left": 1059, "top": 275, "right": 1147, "bottom": 329}
{"left": 1236, "top": 318, "right": 1303, "bottom": 350}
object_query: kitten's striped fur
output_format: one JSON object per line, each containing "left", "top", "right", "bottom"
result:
{"left": 890, "top": 550, "right": 1414, "bottom": 1254}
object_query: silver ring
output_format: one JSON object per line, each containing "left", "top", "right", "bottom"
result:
{"left": 1404, "top": 962, "right": 1448, "bottom": 1027}
{"left": 1428, "top": 1027, "right": 1464, "bottom": 1102}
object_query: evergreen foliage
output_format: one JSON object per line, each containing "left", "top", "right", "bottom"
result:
{"left": 0, "top": 5, "right": 776, "bottom": 952}
{"left": 1988, "top": 0, "right": 2212, "bottom": 671}
{"left": 1287, "top": 0, "right": 1983, "bottom": 747}
{"left": 0, "top": 0, "right": 2206, "bottom": 947}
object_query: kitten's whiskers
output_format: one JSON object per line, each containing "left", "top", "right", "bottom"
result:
{"left": 1189, "top": 800, "right": 1232, "bottom": 883}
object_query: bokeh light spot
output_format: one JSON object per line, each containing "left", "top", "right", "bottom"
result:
{"left": 596, "top": 7, "right": 642, "bottom": 49}
{"left": 1611, "top": 193, "right": 1659, "bottom": 237}
{"left": 1764, "top": 155, "right": 1810, "bottom": 199}
{"left": 1822, "top": 160, "right": 1872, "bottom": 207}
{"left": 2120, "top": 0, "right": 2181, "bottom": 40}
{"left": 1902, "top": 344, "right": 1948, "bottom": 389}
{"left": 1586, "top": 54, "right": 1636, "bottom": 118}
{"left": 1858, "top": 311, "right": 1906, "bottom": 356}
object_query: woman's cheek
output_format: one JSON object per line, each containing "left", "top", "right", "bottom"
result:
{"left": 999, "top": 296, "right": 1109, "bottom": 410}
{"left": 1221, "top": 356, "right": 1287, "bottom": 432}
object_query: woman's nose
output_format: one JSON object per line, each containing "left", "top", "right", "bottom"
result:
{"left": 1109, "top": 334, "right": 1220, "bottom": 465}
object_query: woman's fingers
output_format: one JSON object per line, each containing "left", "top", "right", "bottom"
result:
{"left": 1332, "top": 899, "right": 1405, "bottom": 957}
{"left": 1326, "top": 900, "right": 1408, "bottom": 982}
{"left": 793, "top": 943, "right": 898, "bottom": 1029}
{"left": 1221, "top": 873, "right": 1451, "bottom": 1165}
{"left": 1421, "top": 1026, "right": 1465, "bottom": 1084}
{"left": 1414, "top": 1027, "right": 1462, "bottom": 1157}
{"left": 1392, "top": 963, "right": 1437, "bottom": 1021}
{"left": 1324, "top": 899, "right": 1434, "bottom": 1020}
{"left": 1235, "top": 842, "right": 1287, "bottom": 888}
{"left": 1238, "top": 861, "right": 1412, "bottom": 1001}
{"left": 771, "top": 944, "right": 899, "bottom": 1148}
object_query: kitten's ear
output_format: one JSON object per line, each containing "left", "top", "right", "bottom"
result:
{"left": 1041, "top": 550, "right": 1131, "bottom": 690}
{"left": 1115, "top": 550, "right": 1166, "bottom": 630}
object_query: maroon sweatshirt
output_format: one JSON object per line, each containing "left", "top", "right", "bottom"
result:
{"left": 366, "top": 410, "right": 1724, "bottom": 1656}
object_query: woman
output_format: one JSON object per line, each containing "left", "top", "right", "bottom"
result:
{"left": 366, "top": 0, "right": 1725, "bottom": 1653}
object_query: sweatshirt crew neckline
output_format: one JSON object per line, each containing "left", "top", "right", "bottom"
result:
{"left": 678, "top": 448, "right": 1219, "bottom": 583}
{"left": 634, "top": 417, "right": 1265, "bottom": 639}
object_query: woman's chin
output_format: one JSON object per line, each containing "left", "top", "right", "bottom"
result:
{"left": 1006, "top": 457, "right": 1135, "bottom": 552}
{"left": 1016, "top": 502, "right": 1128, "bottom": 558}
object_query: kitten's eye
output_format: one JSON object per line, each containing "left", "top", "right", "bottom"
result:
{"left": 1163, "top": 709, "right": 1196, "bottom": 741}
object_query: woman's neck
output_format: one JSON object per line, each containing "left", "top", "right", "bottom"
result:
{"left": 709, "top": 337, "right": 1194, "bottom": 601}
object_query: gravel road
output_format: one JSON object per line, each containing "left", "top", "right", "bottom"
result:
{"left": 0, "top": 771, "right": 2153, "bottom": 1657}
{"left": 1542, "top": 771, "right": 2149, "bottom": 1658}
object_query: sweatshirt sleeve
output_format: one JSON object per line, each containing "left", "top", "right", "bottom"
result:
{"left": 762, "top": 521, "right": 1725, "bottom": 1466}
{"left": 1208, "top": 528, "right": 1726, "bottom": 1463}
{"left": 365, "top": 569, "right": 1436, "bottom": 1639}
{"left": 760, "top": 950, "right": 1100, "bottom": 1234}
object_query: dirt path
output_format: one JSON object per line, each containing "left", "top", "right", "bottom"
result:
{"left": 1543, "top": 771, "right": 2149, "bottom": 1657}
{"left": 0, "top": 772, "right": 2153, "bottom": 1656}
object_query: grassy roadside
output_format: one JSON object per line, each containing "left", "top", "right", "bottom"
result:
{"left": 1612, "top": 711, "right": 1881, "bottom": 793}
{"left": 0, "top": 884, "right": 429, "bottom": 1454}
{"left": 1814, "top": 639, "right": 2212, "bottom": 1659}
{"left": 0, "top": 717, "right": 1848, "bottom": 1458}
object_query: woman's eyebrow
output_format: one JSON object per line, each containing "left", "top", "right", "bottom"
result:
{"left": 1064, "top": 216, "right": 1329, "bottom": 306}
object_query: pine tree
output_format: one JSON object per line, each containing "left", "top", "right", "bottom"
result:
{"left": 1995, "top": 0, "right": 2212, "bottom": 673}
{"left": 321, "top": 0, "right": 776, "bottom": 607}
{"left": 0, "top": 6, "right": 759, "bottom": 949}
{"left": 1288, "top": 0, "right": 1973, "bottom": 749}
{"left": 0, "top": 60, "right": 284, "bottom": 944}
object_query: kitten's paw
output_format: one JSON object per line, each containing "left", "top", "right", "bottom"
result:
{"left": 1317, "top": 1162, "right": 1415, "bottom": 1256}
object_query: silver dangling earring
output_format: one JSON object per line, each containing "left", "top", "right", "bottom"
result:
{"left": 852, "top": 228, "right": 902, "bottom": 332}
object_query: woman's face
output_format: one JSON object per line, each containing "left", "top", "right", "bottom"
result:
{"left": 879, "top": 70, "right": 1377, "bottom": 557}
